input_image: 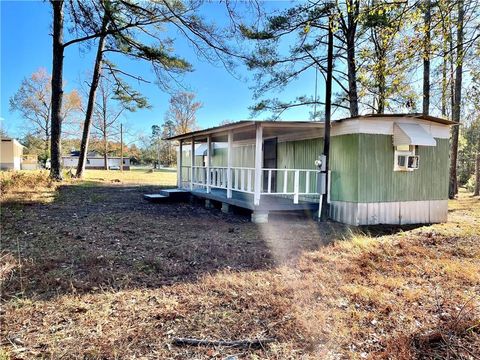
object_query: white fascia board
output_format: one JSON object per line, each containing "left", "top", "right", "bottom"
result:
{"left": 331, "top": 116, "right": 450, "bottom": 139}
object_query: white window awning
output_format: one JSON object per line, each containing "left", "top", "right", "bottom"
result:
{"left": 393, "top": 123, "right": 436, "bottom": 146}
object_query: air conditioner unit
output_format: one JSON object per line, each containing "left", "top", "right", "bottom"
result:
{"left": 397, "top": 155, "right": 419, "bottom": 171}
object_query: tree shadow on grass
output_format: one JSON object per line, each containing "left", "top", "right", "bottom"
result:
{"left": 1, "top": 183, "right": 424, "bottom": 301}
{"left": 1, "top": 184, "right": 284, "bottom": 301}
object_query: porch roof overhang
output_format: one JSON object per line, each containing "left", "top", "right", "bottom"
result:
{"left": 164, "top": 120, "right": 325, "bottom": 143}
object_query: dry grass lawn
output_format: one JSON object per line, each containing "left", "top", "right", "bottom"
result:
{"left": 82, "top": 168, "right": 177, "bottom": 186}
{"left": 0, "top": 173, "right": 479, "bottom": 359}
{"left": 0, "top": 171, "right": 57, "bottom": 204}
{"left": 0, "top": 168, "right": 176, "bottom": 204}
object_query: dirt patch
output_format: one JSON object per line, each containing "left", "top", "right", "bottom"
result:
{"left": 0, "top": 184, "right": 338, "bottom": 300}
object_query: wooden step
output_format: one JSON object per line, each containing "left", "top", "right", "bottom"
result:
{"left": 143, "top": 194, "right": 170, "bottom": 202}
{"left": 159, "top": 189, "right": 190, "bottom": 201}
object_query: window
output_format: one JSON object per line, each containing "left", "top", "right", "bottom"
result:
{"left": 394, "top": 145, "right": 419, "bottom": 172}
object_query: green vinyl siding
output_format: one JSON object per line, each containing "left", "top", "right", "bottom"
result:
{"left": 184, "top": 132, "right": 449, "bottom": 203}
{"left": 206, "top": 140, "right": 314, "bottom": 193}
{"left": 210, "top": 148, "right": 226, "bottom": 166}
{"left": 180, "top": 150, "right": 204, "bottom": 166}
{"left": 195, "top": 155, "right": 204, "bottom": 166}
{"left": 357, "top": 134, "right": 449, "bottom": 202}
{"left": 329, "top": 134, "right": 449, "bottom": 202}
{"left": 210, "top": 145, "right": 255, "bottom": 167}
{"left": 233, "top": 144, "right": 255, "bottom": 167}
{"left": 180, "top": 149, "right": 192, "bottom": 166}
{"left": 277, "top": 138, "right": 323, "bottom": 193}
{"left": 330, "top": 134, "right": 359, "bottom": 202}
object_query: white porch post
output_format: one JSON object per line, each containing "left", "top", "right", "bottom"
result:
{"left": 177, "top": 139, "right": 183, "bottom": 188}
{"left": 190, "top": 137, "right": 195, "bottom": 190}
{"left": 206, "top": 135, "right": 211, "bottom": 193}
{"left": 227, "top": 130, "right": 233, "bottom": 198}
{"left": 254, "top": 123, "right": 263, "bottom": 206}
{"left": 293, "top": 170, "right": 300, "bottom": 204}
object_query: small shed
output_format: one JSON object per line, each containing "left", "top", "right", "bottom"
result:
{"left": 167, "top": 114, "right": 456, "bottom": 225}
{"left": 1, "top": 138, "right": 24, "bottom": 170}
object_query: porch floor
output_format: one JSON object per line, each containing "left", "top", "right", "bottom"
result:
{"left": 189, "top": 188, "right": 320, "bottom": 212}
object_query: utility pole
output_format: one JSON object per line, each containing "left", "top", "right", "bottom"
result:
{"left": 120, "top": 123, "right": 124, "bottom": 172}
{"left": 321, "top": 15, "right": 333, "bottom": 221}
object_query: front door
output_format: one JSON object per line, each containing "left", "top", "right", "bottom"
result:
{"left": 263, "top": 138, "right": 277, "bottom": 192}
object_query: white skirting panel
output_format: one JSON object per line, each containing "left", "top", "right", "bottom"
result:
{"left": 13, "top": 157, "right": 21, "bottom": 170}
{"left": 330, "top": 200, "right": 448, "bottom": 225}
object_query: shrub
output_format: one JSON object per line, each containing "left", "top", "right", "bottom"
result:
{"left": 0, "top": 170, "right": 53, "bottom": 195}
{"left": 465, "top": 175, "right": 476, "bottom": 193}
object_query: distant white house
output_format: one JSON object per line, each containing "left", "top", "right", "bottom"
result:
{"left": 1, "top": 138, "right": 24, "bottom": 170}
{"left": 62, "top": 151, "right": 130, "bottom": 170}
{"left": 21, "top": 154, "right": 39, "bottom": 170}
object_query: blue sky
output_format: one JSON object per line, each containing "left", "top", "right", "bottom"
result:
{"left": 1, "top": 0, "right": 324, "bottom": 143}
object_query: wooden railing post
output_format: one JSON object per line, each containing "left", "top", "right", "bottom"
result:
{"left": 306, "top": 171, "right": 310, "bottom": 194}
{"left": 241, "top": 168, "right": 245, "bottom": 191}
{"left": 177, "top": 140, "right": 183, "bottom": 188}
{"left": 206, "top": 136, "right": 211, "bottom": 193}
{"left": 267, "top": 169, "right": 272, "bottom": 193}
{"left": 227, "top": 131, "right": 233, "bottom": 198}
{"left": 254, "top": 123, "right": 263, "bottom": 206}
{"left": 190, "top": 137, "right": 194, "bottom": 191}
{"left": 294, "top": 170, "right": 300, "bottom": 204}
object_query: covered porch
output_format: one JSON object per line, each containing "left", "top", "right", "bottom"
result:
{"left": 167, "top": 121, "right": 326, "bottom": 222}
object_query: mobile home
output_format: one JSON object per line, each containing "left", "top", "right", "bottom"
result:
{"left": 1, "top": 138, "right": 24, "bottom": 170}
{"left": 166, "top": 114, "right": 455, "bottom": 225}
{"left": 62, "top": 154, "right": 131, "bottom": 170}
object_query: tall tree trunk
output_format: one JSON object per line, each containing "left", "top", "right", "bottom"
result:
{"left": 76, "top": 14, "right": 109, "bottom": 178}
{"left": 104, "top": 119, "right": 108, "bottom": 170}
{"left": 50, "top": 0, "right": 65, "bottom": 180}
{"left": 346, "top": 34, "right": 359, "bottom": 117}
{"left": 449, "top": 0, "right": 464, "bottom": 199}
{"left": 345, "top": 1, "right": 359, "bottom": 117}
{"left": 422, "top": 0, "right": 431, "bottom": 115}
{"left": 45, "top": 128, "right": 50, "bottom": 154}
{"left": 441, "top": 30, "right": 448, "bottom": 117}
{"left": 321, "top": 18, "right": 333, "bottom": 221}
{"left": 45, "top": 107, "right": 51, "bottom": 154}
{"left": 376, "top": 46, "right": 386, "bottom": 114}
{"left": 475, "top": 149, "right": 480, "bottom": 196}
{"left": 377, "top": 61, "right": 386, "bottom": 114}
{"left": 104, "top": 141, "right": 108, "bottom": 170}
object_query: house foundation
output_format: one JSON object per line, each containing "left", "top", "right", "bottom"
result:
{"left": 221, "top": 203, "right": 230, "bottom": 213}
{"left": 205, "top": 199, "right": 215, "bottom": 209}
{"left": 251, "top": 210, "right": 269, "bottom": 224}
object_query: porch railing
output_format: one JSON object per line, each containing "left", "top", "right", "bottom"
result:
{"left": 180, "top": 165, "right": 320, "bottom": 204}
